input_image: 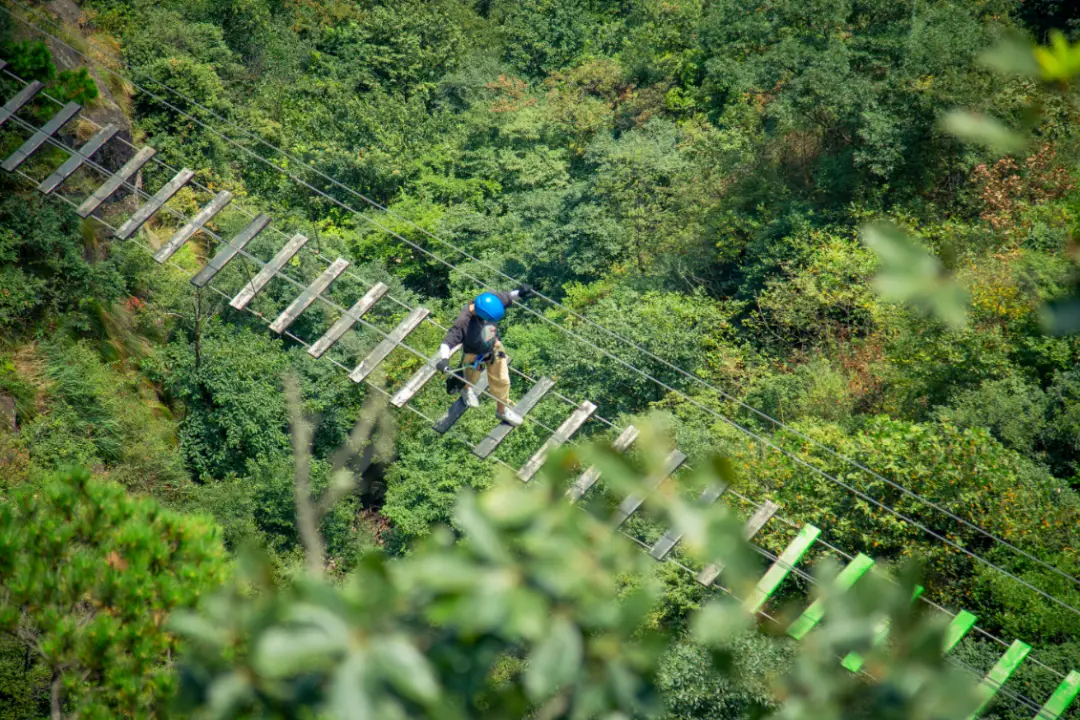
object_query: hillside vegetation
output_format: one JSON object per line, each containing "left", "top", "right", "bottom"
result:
{"left": 1, "top": 0, "right": 1079, "bottom": 718}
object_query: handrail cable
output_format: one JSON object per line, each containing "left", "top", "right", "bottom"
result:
{"left": 1, "top": 24, "right": 1078, "bottom": 623}
{"left": 2, "top": 167, "right": 1045, "bottom": 716}
{"left": 3, "top": 163, "right": 1066, "bottom": 708}
{"left": 0, "top": 67, "right": 604, "bottom": 427}
{"left": 4, "top": 0, "right": 1075, "bottom": 603}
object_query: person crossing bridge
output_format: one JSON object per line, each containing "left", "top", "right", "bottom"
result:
{"left": 435, "top": 285, "right": 537, "bottom": 426}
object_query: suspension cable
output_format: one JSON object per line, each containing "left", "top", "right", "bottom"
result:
{"left": 2, "top": 10, "right": 1077, "bottom": 619}
{"left": 3, "top": 162, "right": 1069, "bottom": 703}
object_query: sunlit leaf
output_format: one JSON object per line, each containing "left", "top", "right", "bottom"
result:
{"left": 1034, "top": 30, "right": 1080, "bottom": 82}
{"left": 940, "top": 110, "right": 1026, "bottom": 155}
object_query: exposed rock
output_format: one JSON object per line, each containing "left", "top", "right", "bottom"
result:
{"left": 45, "top": 0, "right": 84, "bottom": 27}
{"left": 8, "top": 1, "right": 137, "bottom": 181}
{"left": 39, "top": 0, "right": 135, "bottom": 175}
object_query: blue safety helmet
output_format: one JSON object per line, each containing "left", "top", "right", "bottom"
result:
{"left": 474, "top": 292, "right": 506, "bottom": 322}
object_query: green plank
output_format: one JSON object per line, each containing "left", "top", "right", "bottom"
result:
{"left": 1036, "top": 671, "right": 1080, "bottom": 720}
{"left": 787, "top": 553, "right": 875, "bottom": 640}
{"left": 965, "top": 639, "right": 1030, "bottom": 720}
{"left": 943, "top": 610, "right": 978, "bottom": 653}
{"left": 742, "top": 524, "right": 820, "bottom": 614}
{"left": 842, "top": 585, "right": 924, "bottom": 673}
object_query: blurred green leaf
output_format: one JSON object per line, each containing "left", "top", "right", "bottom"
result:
{"left": 453, "top": 491, "right": 509, "bottom": 563}
{"left": 940, "top": 110, "right": 1027, "bottom": 155}
{"left": 204, "top": 671, "right": 252, "bottom": 720}
{"left": 979, "top": 37, "right": 1040, "bottom": 77}
{"left": 169, "top": 611, "right": 225, "bottom": 649}
{"left": 524, "top": 615, "right": 583, "bottom": 701}
{"left": 286, "top": 603, "right": 352, "bottom": 639}
{"left": 254, "top": 627, "right": 348, "bottom": 677}
{"left": 331, "top": 651, "right": 373, "bottom": 720}
{"left": 1040, "top": 299, "right": 1080, "bottom": 335}
{"left": 479, "top": 479, "right": 547, "bottom": 527}
{"left": 862, "top": 224, "right": 969, "bottom": 329}
{"left": 373, "top": 636, "right": 441, "bottom": 705}
{"left": 691, "top": 600, "right": 752, "bottom": 646}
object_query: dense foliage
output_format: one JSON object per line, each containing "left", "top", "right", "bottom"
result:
{"left": 1, "top": 0, "right": 1080, "bottom": 717}
{"left": 0, "top": 469, "right": 226, "bottom": 718}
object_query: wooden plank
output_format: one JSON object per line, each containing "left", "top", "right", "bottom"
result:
{"left": 965, "top": 639, "right": 1031, "bottom": 720}
{"left": 433, "top": 374, "right": 488, "bottom": 434}
{"left": 229, "top": 233, "right": 309, "bottom": 311}
{"left": 39, "top": 123, "right": 118, "bottom": 194}
{"left": 842, "top": 585, "right": 924, "bottom": 673}
{"left": 518, "top": 401, "right": 596, "bottom": 482}
{"left": 649, "top": 484, "right": 728, "bottom": 560}
{"left": 0, "top": 60, "right": 6, "bottom": 72}
{"left": 390, "top": 342, "right": 463, "bottom": 408}
{"left": 473, "top": 377, "right": 556, "bottom": 460}
{"left": 610, "top": 450, "right": 687, "bottom": 527}
{"left": 697, "top": 500, "right": 780, "bottom": 586}
{"left": 391, "top": 361, "right": 440, "bottom": 409}
{"left": 1036, "top": 671, "right": 1080, "bottom": 720}
{"left": 309, "top": 282, "right": 388, "bottom": 359}
{"left": 348, "top": 307, "right": 430, "bottom": 384}
{"left": 943, "top": 610, "right": 978, "bottom": 653}
{"left": 114, "top": 168, "right": 194, "bottom": 240}
{"left": 269, "top": 258, "right": 349, "bottom": 334}
{"left": 76, "top": 146, "right": 156, "bottom": 218}
{"left": 569, "top": 425, "right": 639, "bottom": 502}
{"left": 742, "top": 524, "right": 821, "bottom": 614}
{"left": 191, "top": 213, "right": 271, "bottom": 288}
{"left": 2, "top": 101, "right": 80, "bottom": 172}
{"left": 787, "top": 553, "right": 875, "bottom": 640}
{"left": 0, "top": 80, "right": 43, "bottom": 128}
{"left": 154, "top": 191, "right": 233, "bottom": 263}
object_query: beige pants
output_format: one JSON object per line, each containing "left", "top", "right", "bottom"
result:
{"left": 463, "top": 340, "right": 510, "bottom": 406}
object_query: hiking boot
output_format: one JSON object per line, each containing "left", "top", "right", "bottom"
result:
{"left": 462, "top": 386, "right": 480, "bottom": 408}
{"left": 496, "top": 408, "right": 524, "bottom": 427}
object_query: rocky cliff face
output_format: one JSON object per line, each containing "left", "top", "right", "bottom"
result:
{"left": 30, "top": 0, "right": 135, "bottom": 173}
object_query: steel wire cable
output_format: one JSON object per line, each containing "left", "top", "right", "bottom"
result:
{"left": 5, "top": 3, "right": 1073, "bottom": 614}
{"left": 12, "top": 162, "right": 885, "bottom": 690}
{"left": 5, "top": 0, "right": 1074, "bottom": 602}
{"left": 3, "top": 168, "right": 1066, "bottom": 716}
{"left": 0, "top": 67, "right": 605, "bottom": 428}
{"left": 0, "top": 107, "right": 572, "bottom": 446}
{"left": 2, "top": 69, "right": 1074, "bottom": 688}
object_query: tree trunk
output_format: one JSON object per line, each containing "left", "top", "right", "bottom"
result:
{"left": 50, "top": 667, "right": 63, "bottom": 720}
{"left": 194, "top": 288, "right": 203, "bottom": 374}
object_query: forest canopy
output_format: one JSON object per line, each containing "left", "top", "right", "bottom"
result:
{"left": 1, "top": 0, "right": 1079, "bottom": 718}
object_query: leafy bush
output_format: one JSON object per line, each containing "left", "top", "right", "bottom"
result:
{"left": 165, "top": 319, "right": 290, "bottom": 480}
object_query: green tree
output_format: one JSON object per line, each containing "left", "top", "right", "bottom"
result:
{"left": 0, "top": 469, "right": 227, "bottom": 718}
